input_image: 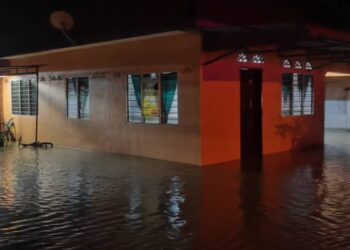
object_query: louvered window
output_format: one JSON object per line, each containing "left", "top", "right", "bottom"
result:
{"left": 11, "top": 79, "right": 37, "bottom": 116}
{"left": 127, "top": 72, "right": 178, "bottom": 124}
{"left": 67, "top": 77, "right": 90, "bottom": 119}
{"left": 282, "top": 73, "right": 314, "bottom": 116}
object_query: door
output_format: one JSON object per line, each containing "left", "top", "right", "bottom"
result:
{"left": 240, "top": 68, "right": 263, "bottom": 160}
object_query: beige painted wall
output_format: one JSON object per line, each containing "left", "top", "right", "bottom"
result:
{"left": 1, "top": 32, "right": 201, "bottom": 165}
{"left": 0, "top": 80, "right": 3, "bottom": 123}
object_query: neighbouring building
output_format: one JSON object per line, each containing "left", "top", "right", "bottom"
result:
{"left": 325, "top": 73, "right": 350, "bottom": 130}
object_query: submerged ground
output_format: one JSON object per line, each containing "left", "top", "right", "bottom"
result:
{"left": 0, "top": 130, "right": 350, "bottom": 249}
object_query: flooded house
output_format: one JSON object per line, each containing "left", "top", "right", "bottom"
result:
{"left": 0, "top": 1, "right": 350, "bottom": 166}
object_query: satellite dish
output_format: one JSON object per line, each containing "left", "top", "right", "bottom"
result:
{"left": 50, "top": 11, "right": 75, "bottom": 45}
{"left": 50, "top": 11, "right": 74, "bottom": 31}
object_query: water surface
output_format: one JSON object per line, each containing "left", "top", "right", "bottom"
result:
{"left": 1, "top": 130, "right": 350, "bottom": 249}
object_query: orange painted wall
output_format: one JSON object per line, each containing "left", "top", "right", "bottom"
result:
{"left": 200, "top": 59, "right": 241, "bottom": 165}
{"left": 263, "top": 69, "right": 325, "bottom": 154}
{"left": 201, "top": 53, "right": 325, "bottom": 166}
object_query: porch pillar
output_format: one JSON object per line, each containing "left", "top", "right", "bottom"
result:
{"left": 0, "top": 80, "right": 3, "bottom": 123}
{"left": 346, "top": 88, "right": 350, "bottom": 130}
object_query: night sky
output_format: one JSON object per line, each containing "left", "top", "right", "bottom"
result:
{"left": 0, "top": 0, "right": 194, "bottom": 57}
{"left": 0, "top": 0, "right": 348, "bottom": 57}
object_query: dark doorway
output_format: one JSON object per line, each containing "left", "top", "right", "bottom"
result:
{"left": 240, "top": 68, "right": 263, "bottom": 160}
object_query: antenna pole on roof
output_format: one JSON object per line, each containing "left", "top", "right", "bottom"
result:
{"left": 50, "top": 11, "right": 75, "bottom": 46}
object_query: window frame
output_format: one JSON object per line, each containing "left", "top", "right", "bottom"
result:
{"left": 281, "top": 72, "right": 314, "bottom": 117}
{"left": 66, "top": 77, "right": 90, "bottom": 120}
{"left": 126, "top": 72, "right": 179, "bottom": 125}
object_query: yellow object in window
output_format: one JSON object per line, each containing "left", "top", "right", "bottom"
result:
{"left": 142, "top": 76, "right": 158, "bottom": 117}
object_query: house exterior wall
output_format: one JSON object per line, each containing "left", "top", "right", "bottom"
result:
{"left": 0, "top": 80, "right": 3, "bottom": 123}
{"left": 1, "top": 32, "right": 202, "bottom": 165}
{"left": 0, "top": 31, "right": 327, "bottom": 166}
{"left": 325, "top": 76, "right": 350, "bottom": 129}
{"left": 201, "top": 53, "right": 325, "bottom": 165}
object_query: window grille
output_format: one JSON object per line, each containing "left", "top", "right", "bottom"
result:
{"left": 282, "top": 73, "right": 314, "bottom": 116}
{"left": 11, "top": 79, "right": 37, "bottom": 116}
{"left": 67, "top": 77, "right": 90, "bottom": 119}
{"left": 127, "top": 72, "right": 179, "bottom": 124}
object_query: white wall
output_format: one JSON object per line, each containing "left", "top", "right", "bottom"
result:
{"left": 325, "top": 77, "right": 350, "bottom": 129}
{"left": 325, "top": 100, "right": 348, "bottom": 129}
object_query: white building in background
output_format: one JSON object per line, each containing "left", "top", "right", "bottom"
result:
{"left": 325, "top": 73, "right": 350, "bottom": 130}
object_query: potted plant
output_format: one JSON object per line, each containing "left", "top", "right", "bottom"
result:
{"left": 0, "top": 132, "right": 5, "bottom": 147}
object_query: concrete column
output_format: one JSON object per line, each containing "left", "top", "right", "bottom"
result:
{"left": 346, "top": 88, "right": 350, "bottom": 130}
{"left": 0, "top": 80, "right": 3, "bottom": 123}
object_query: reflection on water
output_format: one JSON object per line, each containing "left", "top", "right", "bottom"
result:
{"left": 164, "top": 176, "right": 187, "bottom": 240}
{"left": 1, "top": 130, "right": 350, "bottom": 249}
{"left": 200, "top": 130, "right": 350, "bottom": 250}
{"left": 0, "top": 147, "right": 199, "bottom": 249}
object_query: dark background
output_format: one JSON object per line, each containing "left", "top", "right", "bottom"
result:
{"left": 0, "top": 0, "right": 348, "bottom": 56}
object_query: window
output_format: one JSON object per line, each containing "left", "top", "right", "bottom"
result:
{"left": 127, "top": 72, "right": 178, "bottom": 124}
{"left": 67, "top": 77, "right": 90, "bottom": 119}
{"left": 11, "top": 79, "right": 37, "bottom": 116}
{"left": 282, "top": 73, "right": 314, "bottom": 116}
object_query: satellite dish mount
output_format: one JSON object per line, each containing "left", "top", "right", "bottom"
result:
{"left": 50, "top": 11, "right": 75, "bottom": 45}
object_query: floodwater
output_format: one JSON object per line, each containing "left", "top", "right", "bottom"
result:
{"left": 0, "top": 130, "right": 350, "bottom": 249}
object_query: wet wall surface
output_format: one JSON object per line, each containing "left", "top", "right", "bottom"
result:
{"left": 0, "top": 130, "right": 350, "bottom": 249}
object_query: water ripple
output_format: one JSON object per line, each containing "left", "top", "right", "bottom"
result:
{"left": 2, "top": 131, "right": 350, "bottom": 249}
